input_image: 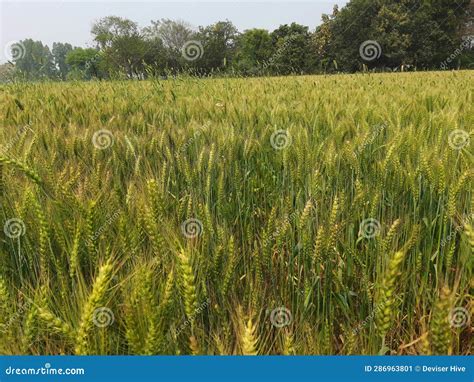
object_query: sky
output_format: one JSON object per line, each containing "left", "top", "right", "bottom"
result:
{"left": 1, "top": 0, "right": 348, "bottom": 62}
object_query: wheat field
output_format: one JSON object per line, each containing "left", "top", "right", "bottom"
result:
{"left": 0, "top": 71, "right": 472, "bottom": 355}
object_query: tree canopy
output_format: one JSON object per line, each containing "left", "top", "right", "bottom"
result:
{"left": 3, "top": 0, "right": 473, "bottom": 82}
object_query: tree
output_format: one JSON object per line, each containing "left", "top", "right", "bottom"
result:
{"left": 66, "top": 48, "right": 104, "bottom": 79}
{"left": 269, "top": 23, "right": 313, "bottom": 75}
{"left": 311, "top": 6, "right": 339, "bottom": 72}
{"left": 144, "top": 19, "right": 193, "bottom": 51}
{"left": 372, "top": 4, "right": 411, "bottom": 68}
{"left": 91, "top": 16, "right": 140, "bottom": 49}
{"left": 463, "top": 0, "right": 474, "bottom": 38}
{"left": 407, "top": 0, "right": 471, "bottom": 68}
{"left": 12, "top": 39, "right": 56, "bottom": 79}
{"left": 141, "top": 37, "right": 169, "bottom": 75}
{"left": 327, "top": 0, "right": 381, "bottom": 71}
{"left": 5, "top": 2, "right": 474, "bottom": 80}
{"left": 195, "top": 21, "right": 239, "bottom": 73}
{"left": 91, "top": 16, "right": 149, "bottom": 78}
{"left": 459, "top": 0, "right": 474, "bottom": 68}
{"left": 52, "top": 42, "right": 74, "bottom": 80}
{"left": 234, "top": 29, "right": 272, "bottom": 75}
{"left": 0, "top": 63, "right": 15, "bottom": 83}
{"left": 326, "top": 0, "right": 471, "bottom": 71}
{"left": 143, "top": 19, "right": 194, "bottom": 72}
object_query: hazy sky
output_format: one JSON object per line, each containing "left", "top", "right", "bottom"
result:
{"left": 1, "top": 1, "right": 348, "bottom": 62}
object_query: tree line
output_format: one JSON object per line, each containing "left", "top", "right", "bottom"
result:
{"left": 2, "top": 0, "right": 473, "bottom": 81}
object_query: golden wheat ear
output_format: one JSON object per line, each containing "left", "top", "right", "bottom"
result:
{"left": 240, "top": 315, "right": 258, "bottom": 356}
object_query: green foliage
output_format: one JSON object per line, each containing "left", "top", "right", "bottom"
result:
{"left": 7, "top": 1, "right": 474, "bottom": 80}
{"left": 268, "top": 23, "right": 314, "bottom": 75}
{"left": 325, "top": 0, "right": 472, "bottom": 71}
{"left": 234, "top": 29, "right": 272, "bottom": 75}
{"left": 66, "top": 48, "right": 104, "bottom": 80}
{"left": 196, "top": 20, "right": 239, "bottom": 73}
{"left": 52, "top": 42, "right": 73, "bottom": 80}
{"left": 12, "top": 39, "right": 56, "bottom": 79}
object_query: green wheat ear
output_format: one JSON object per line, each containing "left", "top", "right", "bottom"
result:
{"left": 0, "top": 163, "right": 4, "bottom": 196}
{"left": 69, "top": 225, "right": 82, "bottom": 280}
{"left": 223, "top": 234, "right": 237, "bottom": 286}
{"left": 0, "top": 276, "right": 10, "bottom": 333}
{"left": 37, "top": 306, "right": 74, "bottom": 341}
{"left": 430, "top": 286, "right": 452, "bottom": 355}
{"left": 420, "top": 332, "right": 431, "bottom": 355}
{"left": 464, "top": 223, "right": 474, "bottom": 256}
{"left": 0, "top": 156, "right": 43, "bottom": 187}
{"left": 75, "top": 259, "right": 114, "bottom": 355}
{"left": 178, "top": 250, "right": 197, "bottom": 326}
{"left": 344, "top": 327, "right": 356, "bottom": 355}
{"left": 375, "top": 251, "right": 405, "bottom": 338}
